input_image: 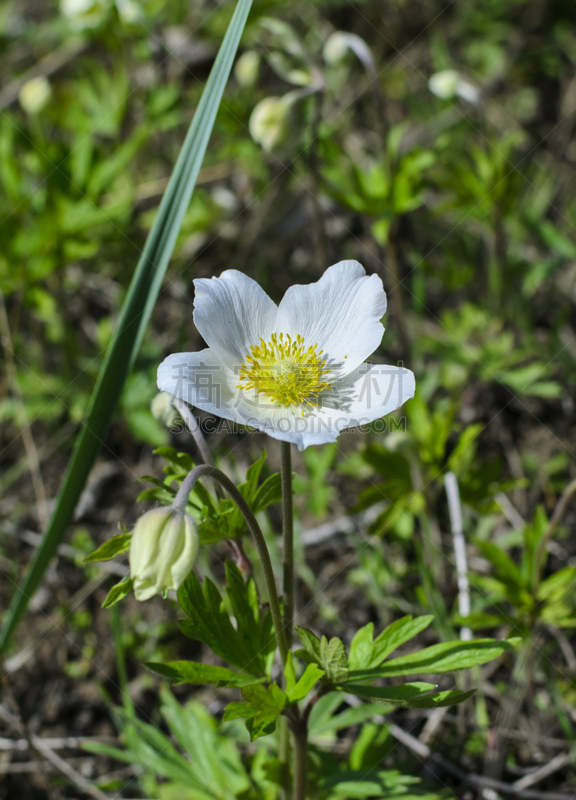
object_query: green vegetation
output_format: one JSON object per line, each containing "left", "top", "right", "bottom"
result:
{"left": 1, "top": 0, "right": 576, "bottom": 798}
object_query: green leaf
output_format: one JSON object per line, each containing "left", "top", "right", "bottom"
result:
{"left": 0, "top": 0, "right": 254, "bottom": 652}
{"left": 348, "top": 638, "right": 519, "bottom": 680}
{"left": 473, "top": 538, "right": 524, "bottom": 593}
{"left": 227, "top": 682, "right": 287, "bottom": 740}
{"left": 308, "top": 695, "right": 389, "bottom": 738}
{"left": 223, "top": 702, "right": 258, "bottom": 722}
{"left": 296, "top": 627, "right": 349, "bottom": 684}
{"left": 85, "top": 533, "right": 131, "bottom": 563}
{"left": 538, "top": 566, "right": 576, "bottom": 602}
{"left": 102, "top": 575, "right": 133, "bottom": 609}
{"left": 348, "top": 623, "right": 375, "bottom": 670}
{"left": 225, "top": 560, "right": 274, "bottom": 672}
{"left": 370, "top": 615, "right": 434, "bottom": 668}
{"left": 177, "top": 570, "right": 270, "bottom": 677}
{"left": 341, "top": 682, "right": 437, "bottom": 703}
{"left": 284, "top": 653, "right": 324, "bottom": 703}
{"left": 405, "top": 688, "right": 476, "bottom": 708}
{"left": 144, "top": 660, "right": 259, "bottom": 687}
{"left": 252, "top": 472, "right": 283, "bottom": 514}
{"left": 159, "top": 691, "right": 251, "bottom": 795}
{"left": 342, "top": 680, "right": 474, "bottom": 708}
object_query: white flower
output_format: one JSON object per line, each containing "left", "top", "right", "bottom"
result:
{"left": 428, "top": 70, "right": 480, "bottom": 104}
{"left": 157, "top": 262, "right": 415, "bottom": 451}
{"left": 129, "top": 508, "right": 199, "bottom": 601}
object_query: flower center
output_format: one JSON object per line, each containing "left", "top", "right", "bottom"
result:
{"left": 237, "top": 333, "right": 331, "bottom": 408}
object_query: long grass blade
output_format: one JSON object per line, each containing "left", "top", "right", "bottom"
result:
{"left": 0, "top": 0, "right": 253, "bottom": 651}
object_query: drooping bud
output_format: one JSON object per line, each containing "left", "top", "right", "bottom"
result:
{"left": 235, "top": 51, "right": 260, "bottom": 88}
{"left": 129, "top": 508, "right": 199, "bottom": 601}
{"left": 151, "top": 391, "right": 179, "bottom": 428}
{"left": 428, "top": 70, "right": 480, "bottom": 104}
{"left": 249, "top": 96, "right": 293, "bottom": 151}
{"left": 19, "top": 77, "right": 52, "bottom": 115}
{"left": 60, "top": 0, "right": 108, "bottom": 30}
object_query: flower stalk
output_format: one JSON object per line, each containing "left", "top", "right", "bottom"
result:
{"left": 173, "top": 464, "right": 289, "bottom": 666}
{"left": 281, "top": 441, "right": 295, "bottom": 646}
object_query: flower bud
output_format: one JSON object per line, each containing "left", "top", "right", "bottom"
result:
{"left": 60, "top": 0, "right": 109, "bottom": 29}
{"left": 323, "top": 32, "right": 350, "bottom": 65}
{"left": 235, "top": 51, "right": 260, "bottom": 88}
{"left": 19, "top": 77, "right": 51, "bottom": 115}
{"left": 151, "top": 391, "right": 178, "bottom": 427}
{"left": 428, "top": 70, "right": 480, "bottom": 104}
{"left": 249, "top": 96, "right": 292, "bottom": 151}
{"left": 129, "top": 508, "right": 199, "bottom": 601}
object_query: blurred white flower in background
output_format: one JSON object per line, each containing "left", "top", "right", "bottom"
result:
{"left": 323, "top": 31, "right": 373, "bottom": 71}
{"left": 60, "top": 0, "right": 140, "bottom": 27}
{"left": 249, "top": 95, "right": 294, "bottom": 150}
{"left": 151, "top": 391, "right": 179, "bottom": 428}
{"left": 428, "top": 69, "right": 480, "bottom": 104}
{"left": 115, "top": 0, "right": 141, "bottom": 23}
{"left": 19, "top": 76, "right": 52, "bottom": 115}
{"left": 235, "top": 51, "right": 260, "bottom": 88}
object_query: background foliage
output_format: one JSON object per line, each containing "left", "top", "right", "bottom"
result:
{"left": 1, "top": 0, "right": 576, "bottom": 797}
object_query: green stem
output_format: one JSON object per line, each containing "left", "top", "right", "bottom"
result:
{"left": 171, "top": 399, "right": 213, "bottom": 466}
{"left": 279, "top": 716, "right": 290, "bottom": 800}
{"left": 173, "top": 464, "right": 288, "bottom": 666}
{"left": 292, "top": 726, "right": 307, "bottom": 800}
{"left": 281, "top": 442, "right": 295, "bottom": 647}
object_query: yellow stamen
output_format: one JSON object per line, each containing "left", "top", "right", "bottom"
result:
{"left": 237, "top": 332, "right": 331, "bottom": 407}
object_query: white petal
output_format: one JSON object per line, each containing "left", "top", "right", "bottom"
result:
{"left": 157, "top": 349, "right": 246, "bottom": 426}
{"left": 235, "top": 399, "right": 352, "bottom": 451}
{"left": 275, "top": 260, "right": 387, "bottom": 377}
{"left": 193, "top": 270, "right": 278, "bottom": 371}
{"left": 328, "top": 362, "right": 415, "bottom": 426}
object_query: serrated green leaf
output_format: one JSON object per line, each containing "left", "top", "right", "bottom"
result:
{"left": 144, "top": 660, "right": 256, "bottom": 687}
{"left": 177, "top": 571, "right": 270, "bottom": 677}
{"left": 296, "top": 627, "right": 349, "bottom": 684}
{"left": 85, "top": 533, "right": 131, "bottom": 563}
{"left": 287, "top": 663, "right": 325, "bottom": 703}
{"left": 296, "top": 626, "right": 322, "bottom": 658}
{"left": 102, "top": 575, "right": 133, "bottom": 608}
{"left": 155, "top": 446, "right": 195, "bottom": 474}
{"left": 225, "top": 560, "right": 274, "bottom": 670}
{"left": 348, "top": 638, "right": 519, "bottom": 679}
{"left": 241, "top": 682, "right": 287, "bottom": 740}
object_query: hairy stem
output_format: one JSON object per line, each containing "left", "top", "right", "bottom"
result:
{"left": 281, "top": 442, "right": 295, "bottom": 647}
{"left": 173, "top": 464, "right": 288, "bottom": 665}
{"left": 171, "top": 398, "right": 213, "bottom": 466}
